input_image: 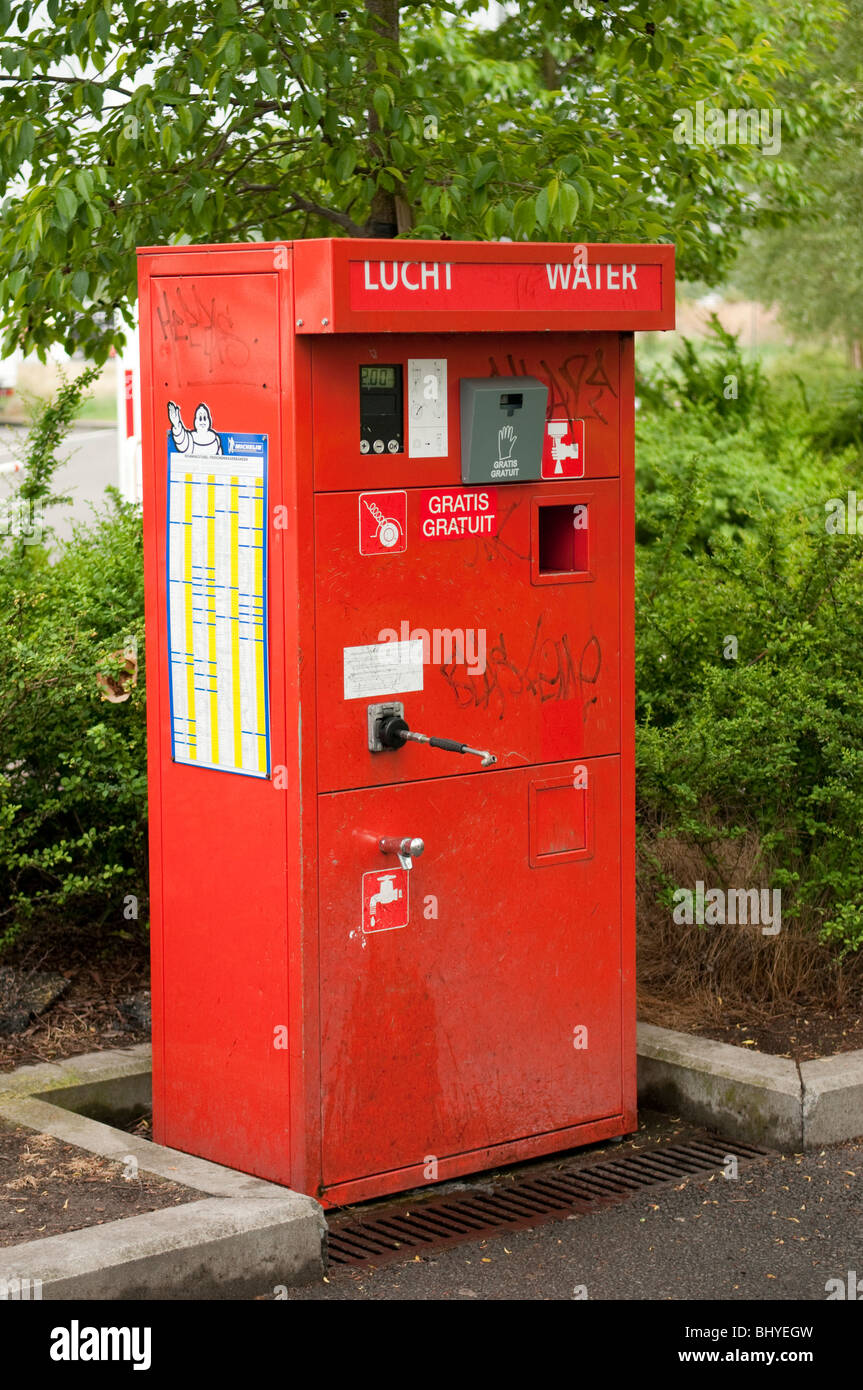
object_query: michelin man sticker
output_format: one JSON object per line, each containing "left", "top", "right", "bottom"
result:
{"left": 165, "top": 399, "right": 271, "bottom": 778}
{"left": 167, "top": 400, "right": 223, "bottom": 457}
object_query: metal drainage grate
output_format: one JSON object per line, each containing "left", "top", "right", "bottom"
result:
{"left": 326, "top": 1134, "right": 768, "bottom": 1269}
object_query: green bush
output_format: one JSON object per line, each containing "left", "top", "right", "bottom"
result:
{"left": 637, "top": 313, "right": 767, "bottom": 425}
{"left": 766, "top": 348, "right": 863, "bottom": 450}
{"left": 0, "top": 497, "right": 146, "bottom": 947}
{"left": 635, "top": 396, "right": 863, "bottom": 955}
{"left": 634, "top": 414, "right": 837, "bottom": 552}
{"left": 0, "top": 374, "right": 146, "bottom": 950}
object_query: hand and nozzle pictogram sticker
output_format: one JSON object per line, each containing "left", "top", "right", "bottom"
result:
{"left": 542, "top": 419, "right": 585, "bottom": 478}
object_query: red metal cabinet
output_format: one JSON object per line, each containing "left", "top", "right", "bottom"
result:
{"left": 137, "top": 238, "right": 674, "bottom": 1205}
{"left": 318, "top": 758, "right": 622, "bottom": 1197}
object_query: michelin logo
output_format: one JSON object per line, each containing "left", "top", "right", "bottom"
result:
{"left": 227, "top": 436, "right": 264, "bottom": 455}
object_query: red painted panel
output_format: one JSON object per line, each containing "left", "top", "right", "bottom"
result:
{"left": 321, "top": 1111, "right": 629, "bottom": 1207}
{"left": 529, "top": 773, "right": 593, "bottom": 865}
{"left": 348, "top": 256, "right": 661, "bottom": 313}
{"left": 314, "top": 480, "right": 620, "bottom": 792}
{"left": 318, "top": 757, "right": 622, "bottom": 1186}
{"left": 142, "top": 262, "right": 293, "bottom": 1180}
{"left": 310, "top": 333, "right": 620, "bottom": 493}
{"left": 294, "top": 239, "right": 675, "bottom": 333}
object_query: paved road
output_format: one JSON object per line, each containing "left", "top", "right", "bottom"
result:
{"left": 0, "top": 424, "right": 119, "bottom": 546}
{"left": 286, "top": 1125, "right": 862, "bottom": 1302}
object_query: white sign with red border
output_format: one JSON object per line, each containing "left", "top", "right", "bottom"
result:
{"left": 542, "top": 419, "right": 585, "bottom": 479}
{"left": 362, "top": 867, "right": 409, "bottom": 934}
{"left": 359, "top": 490, "right": 407, "bottom": 555}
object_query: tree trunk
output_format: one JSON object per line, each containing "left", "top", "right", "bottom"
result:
{"left": 364, "top": 0, "right": 401, "bottom": 237}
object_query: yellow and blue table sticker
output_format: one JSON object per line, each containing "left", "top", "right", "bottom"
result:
{"left": 165, "top": 405, "right": 270, "bottom": 778}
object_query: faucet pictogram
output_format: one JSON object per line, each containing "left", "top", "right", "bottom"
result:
{"left": 368, "top": 872, "right": 403, "bottom": 928}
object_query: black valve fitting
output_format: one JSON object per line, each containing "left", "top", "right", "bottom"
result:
{"left": 377, "top": 713, "right": 410, "bottom": 749}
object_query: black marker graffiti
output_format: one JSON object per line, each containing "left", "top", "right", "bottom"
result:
{"left": 441, "top": 619, "right": 602, "bottom": 723}
{"left": 488, "top": 346, "right": 618, "bottom": 429}
{"left": 155, "top": 283, "right": 250, "bottom": 372}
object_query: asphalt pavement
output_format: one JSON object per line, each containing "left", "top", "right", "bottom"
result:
{"left": 0, "top": 422, "right": 119, "bottom": 545}
{"left": 287, "top": 1120, "right": 862, "bottom": 1302}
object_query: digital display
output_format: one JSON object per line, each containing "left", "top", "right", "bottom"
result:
{"left": 361, "top": 366, "right": 396, "bottom": 389}
{"left": 359, "top": 363, "right": 404, "bottom": 454}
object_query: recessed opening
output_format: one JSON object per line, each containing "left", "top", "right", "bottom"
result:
{"left": 538, "top": 504, "right": 589, "bottom": 574}
{"left": 534, "top": 784, "right": 588, "bottom": 857}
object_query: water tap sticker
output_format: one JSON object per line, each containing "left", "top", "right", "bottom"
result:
{"left": 362, "top": 867, "right": 409, "bottom": 934}
{"left": 542, "top": 419, "right": 585, "bottom": 479}
{"left": 359, "top": 490, "right": 407, "bottom": 555}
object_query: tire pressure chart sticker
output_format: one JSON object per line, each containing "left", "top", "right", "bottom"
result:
{"left": 165, "top": 406, "right": 270, "bottom": 778}
{"left": 359, "top": 490, "right": 407, "bottom": 555}
{"left": 362, "top": 867, "right": 409, "bottom": 934}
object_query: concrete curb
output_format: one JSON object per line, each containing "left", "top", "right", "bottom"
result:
{"left": 1, "top": 1096, "right": 288, "bottom": 1200}
{"left": 0, "top": 1198, "right": 321, "bottom": 1301}
{"left": 801, "top": 1051, "right": 863, "bottom": 1148}
{"left": 638, "top": 1023, "right": 863, "bottom": 1151}
{"left": 0, "top": 1043, "right": 152, "bottom": 1119}
{"left": 0, "top": 1047, "right": 325, "bottom": 1299}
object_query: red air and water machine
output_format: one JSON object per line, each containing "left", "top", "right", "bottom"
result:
{"left": 137, "top": 239, "right": 675, "bottom": 1206}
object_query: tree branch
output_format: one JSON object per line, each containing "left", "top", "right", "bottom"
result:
{"left": 237, "top": 185, "right": 365, "bottom": 235}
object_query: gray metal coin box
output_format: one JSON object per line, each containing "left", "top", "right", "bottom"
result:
{"left": 460, "top": 376, "right": 548, "bottom": 484}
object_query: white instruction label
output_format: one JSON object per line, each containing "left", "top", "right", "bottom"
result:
{"left": 343, "top": 639, "right": 425, "bottom": 700}
{"left": 408, "top": 358, "right": 448, "bottom": 458}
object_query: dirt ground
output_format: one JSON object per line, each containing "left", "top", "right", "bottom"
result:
{"left": 0, "top": 938, "right": 150, "bottom": 1074}
{"left": 1, "top": 927, "right": 861, "bottom": 1071}
{"left": 0, "top": 1119, "right": 199, "bottom": 1248}
{"left": 638, "top": 992, "right": 863, "bottom": 1062}
{"left": 635, "top": 835, "right": 863, "bottom": 1061}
